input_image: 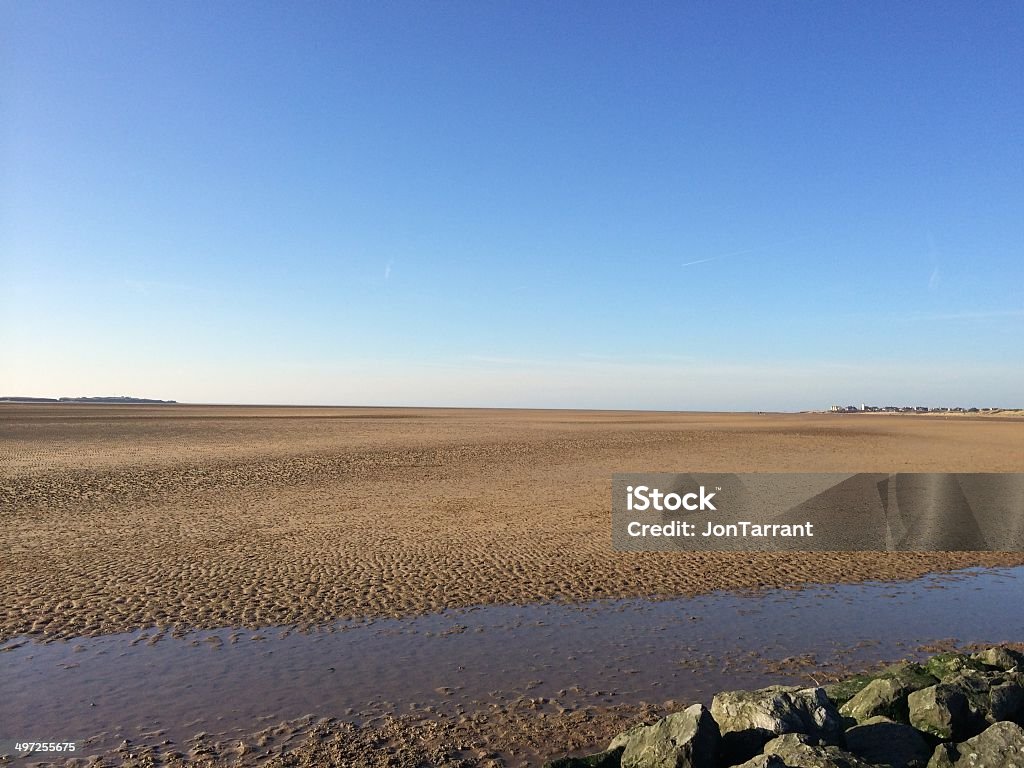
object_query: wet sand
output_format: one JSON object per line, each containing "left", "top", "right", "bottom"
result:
{"left": 5, "top": 567, "right": 1024, "bottom": 764}
{"left": 3, "top": 404, "right": 1024, "bottom": 641}
{"left": 3, "top": 405, "right": 1024, "bottom": 766}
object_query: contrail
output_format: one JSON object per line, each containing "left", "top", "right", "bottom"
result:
{"left": 681, "top": 235, "right": 809, "bottom": 269}
{"left": 680, "top": 256, "right": 718, "bottom": 268}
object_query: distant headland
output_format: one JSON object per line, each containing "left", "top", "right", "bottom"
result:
{"left": 0, "top": 395, "right": 177, "bottom": 404}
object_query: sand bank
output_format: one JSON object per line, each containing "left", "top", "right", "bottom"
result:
{"left": 2, "top": 405, "right": 1023, "bottom": 641}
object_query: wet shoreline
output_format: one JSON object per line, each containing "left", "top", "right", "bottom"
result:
{"left": 3, "top": 566, "right": 1024, "bottom": 762}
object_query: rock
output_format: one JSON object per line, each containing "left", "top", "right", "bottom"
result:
{"left": 943, "top": 668, "right": 1023, "bottom": 727}
{"left": 761, "top": 733, "right": 875, "bottom": 768}
{"left": 825, "top": 663, "right": 936, "bottom": 711}
{"left": 908, "top": 684, "right": 971, "bottom": 740}
{"left": 544, "top": 748, "right": 624, "bottom": 768}
{"left": 926, "top": 721, "right": 1024, "bottom": 767}
{"left": 925, "top": 653, "right": 988, "bottom": 683}
{"left": 885, "top": 662, "right": 943, "bottom": 689}
{"left": 609, "top": 723, "right": 648, "bottom": 753}
{"left": 990, "top": 679, "right": 1024, "bottom": 723}
{"left": 840, "top": 677, "right": 923, "bottom": 724}
{"left": 972, "top": 646, "right": 1024, "bottom": 672}
{"left": 732, "top": 755, "right": 791, "bottom": 768}
{"left": 617, "top": 703, "right": 719, "bottom": 768}
{"left": 712, "top": 686, "right": 842, "bottom": 764}
{"left": 823, "top": 676, "right": 876, "bottom": 709}
{"left": 843, "top": 716, "right": 932, "bottom": 768}
{"left": 545, "top": 649, "right": 1024, "bottom": 768}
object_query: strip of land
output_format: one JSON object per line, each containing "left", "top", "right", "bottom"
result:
{"left": 2, "top": 404, "right": 1023, "bottom": 641}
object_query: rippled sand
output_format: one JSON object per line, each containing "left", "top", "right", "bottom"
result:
{"left": 3, "top": 404, "right": 1023, "bottom": 642}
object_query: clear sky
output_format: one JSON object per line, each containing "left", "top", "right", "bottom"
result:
{"left": 2, "top": 2, "right": 1022, "bottom": 410}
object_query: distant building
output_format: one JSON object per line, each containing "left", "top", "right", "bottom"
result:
{"left": 827, "top": 402, "right": 1000, "bottom": 415}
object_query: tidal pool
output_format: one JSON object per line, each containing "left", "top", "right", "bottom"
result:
{"left": 2, "top": 566, "right": 1023, "bottom": 758}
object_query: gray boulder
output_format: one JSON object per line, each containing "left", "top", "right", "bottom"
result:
{"left": 843, "top": 716, "right": 932, "bottom": 768}
{"left": 823, "top": 676, "right": 875, "bottom": 709}
{"left": 824, "top": 662, "right": 935, "bottom": 711}
{"left": 940, "top": 668, "right": 1024, "bottom": 728}
{"left": 926, "top": 721, "right": 1024, "bottom": 767}
{"left": 712, "top": 686, "right": 843, "bottom": 763}
{"left": 883, "top": 662, "right": 943, "bottom": 690}
{"left": 616, "top": 703, "right": 719, "bottom": 768}
{"left": 925, "top": 653, "right": 988, "bottom": 683}
{"left": 991, "top": 679, "right": 1024, "bottom": 723}
{"left": 609, "top": 723, "right": 648, "bottom": 752}
{"left": 908, "top": 684, "right": 971, "bottom": 740}
{"left": 840, "top": 676, "right": 929, "bottom": 724}
{"left": 972, "top": 646, "right": 1024, "bottom": 672}
{"left": 761, "top": 733, "right": 875, "bottom": 768}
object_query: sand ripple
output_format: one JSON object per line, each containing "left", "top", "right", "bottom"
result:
{"left": 3, "top": 406, "right": 1023, "bottom": 642}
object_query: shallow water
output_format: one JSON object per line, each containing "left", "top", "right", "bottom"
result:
{"left": 3, "top": 566, "right": 1024, "bottom": 756}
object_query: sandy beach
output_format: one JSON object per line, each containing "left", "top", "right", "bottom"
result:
{"left": 3, "top": 405, "right": 1023, "bottom": 642}
{"left": 4, "top": 405, "right": 1024, "bottom": 765}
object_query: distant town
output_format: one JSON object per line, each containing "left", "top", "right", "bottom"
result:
{"left": 829, "top": 403, "right": 1006, "bottom": 414}
{"left": 0, "top": 395, "right": 177, "bottom": 404}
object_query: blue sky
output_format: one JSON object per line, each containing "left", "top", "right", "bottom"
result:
{"left": 2, "top": 2, "right": 1022, "bottom": 409}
